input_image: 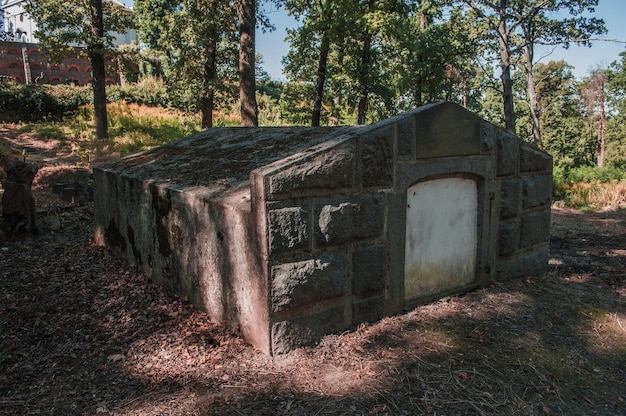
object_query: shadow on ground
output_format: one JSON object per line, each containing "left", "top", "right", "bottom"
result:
{"left": 1, "top": 193, "right": 625, "bottom": 415}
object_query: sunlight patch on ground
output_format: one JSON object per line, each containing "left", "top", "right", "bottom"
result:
{"left": 608, "top": 249, "right": 626, "bottom": 257}
{"left": 583, "top": 312, "right": 626, "bottom": 356}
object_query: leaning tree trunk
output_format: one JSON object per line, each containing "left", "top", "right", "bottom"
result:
{"left": 238, "top": 0, "right": 258, "bottom": 127}
{"left": 312, "top": 33, "right": 330, "bottom": 127}
{"left": 89, "top": 0, "right": 108, "bottom": 140}
{"left": 497, "top": 18, "right": 516, "bottom": 135}
{"left": 311, "top": 0, "right": 334, "bottom": 127}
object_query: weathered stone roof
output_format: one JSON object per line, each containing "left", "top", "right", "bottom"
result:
{"left": 98, "top": 126, "right": 356, "bottom": 196}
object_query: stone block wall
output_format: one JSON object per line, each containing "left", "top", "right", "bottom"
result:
{"left": 94, "top": 102, "right": 552, "bottom": 355}
{"left": 251, "top": 103, "right": 552, "bottom": 354}
{"left": 495, "top": 132, "right": 553, "bottom": 278}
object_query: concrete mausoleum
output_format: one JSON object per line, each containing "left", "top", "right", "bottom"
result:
{"left": 93, "top": 102, "right": 553, "bottom": 355}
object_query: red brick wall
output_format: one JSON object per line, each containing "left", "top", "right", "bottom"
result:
{"left": 0, "top": 41, "right": 119, "bottom": 86}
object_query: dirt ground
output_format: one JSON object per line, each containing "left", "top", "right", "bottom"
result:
{"left": 1, "top": 128, "right": 625, "bottom": 416}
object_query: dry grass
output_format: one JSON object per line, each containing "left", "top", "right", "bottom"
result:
{"left": 555, "top": 180, "right": 626, "bottom": 211}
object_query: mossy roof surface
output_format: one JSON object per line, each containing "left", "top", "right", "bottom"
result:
{"left": 97, "top": 127, "right": 356, "bottom": 190}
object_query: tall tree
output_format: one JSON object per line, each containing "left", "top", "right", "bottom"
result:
{"left": 283, "top": 0, "right": 482, "bottom": 125}
{"left": 351, "top": 0, "right": 413, "bottom": 125}
{"left": 135, "top": 0, "right": 238, "bottom": 129}
{"left": 533, "top": 60, "right": 592, "bottom": 166}
{"left": 393, "top": 2, "right": 480, "bottom": 110}
{"left": 90, "top": 0, "right": 108, "bottom": 140}
{"left": 459, "top": 0, "right": 605, "bottom": 137}
{"left": 285, "top": 0, "right": 422, "bottom": 126}
{"left": 606, "top": 52, "right": 626, "bottom": 167}
{"left": 356, "top": 0, "right": 374, "bottom": 125}
{"left": 283, "top": 0, "right": 352, "bottom": 126}
{"left": 581, "top": 68, "right": 609, "bottom": 168}
{"left": 25, "top": 0, "right": 133, "bottom": 140}
{"left": 237, "top": 0, "right": 258, "bottom": 126}
{"left": 515, "top": 0, "right": 605, "bottom": 146}
{"left": 460, "top": 0, "right": 517, "bottom": 133}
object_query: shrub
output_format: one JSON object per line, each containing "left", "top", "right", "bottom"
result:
{"left": 566, "top": 165, "right": 625, "bottom": 184}
{"left": 555, "top": 181, "right": 626, "bottom": 211}
{"left": 553, "top": 165, "right": 626, "bottom": 210}
{"left": 107, "top": 76, "right": 169, "bottom": 108}
{"left": 0, "top": 80, "right": 91, "bottom": 122}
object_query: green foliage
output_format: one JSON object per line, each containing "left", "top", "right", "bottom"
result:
{"left": 134, "top": 0, "right": 240, "bottom": 126}
{"left": 531, "top": 61, "right": 596, "bottom": 166}
{"left": 0, "top": 79, "right": 180, "bottom": 124}
{"left": 282, "top": 0, "right": 484, "bottom": 125}
{"left": 257, "top": 93, "right": 282, "bottom": 126}
{"left": 115, "top": 43, "right": 163, "bottom": 84}
{"left": 279, "top": 82, "right": 315, "bottom": 126}
{"left": 605, "top": 52, "right": 626, "bottom": 168}
{"left": 106, "top": 76, "right": 170, "bottom": 107}
{"left": 605, "top": 122, "right": 626, "bottom": 168}
{"left": 553, "top": 165, "right": 626, "bottom": 210}
{"left": 556, "top": 165, "right": 625, "bottom": 185}
{"left": 25, "top": 0, "right": 135, "bottom": 140}
{"left": 462, "top": 0, "right": 606, "bottom": 135}
{"left": 257, "top": 80, "right": 284, "bottom": 102}
{"left": 393, "top": 5, "right": 480, "bottom": 110}
{"left": 0, "top": 80, "right": 92, "bottom": 122}
{"left": 25, "top": 0, "right": 134, "bottom": 62}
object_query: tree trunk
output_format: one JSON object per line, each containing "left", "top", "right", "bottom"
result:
{"left": 117, "top": 56, "right": 126, "bottom": 88}
{"left": 312, "top": 32, "right": 330, "bottom": 127}
{"left": 238, "top": 0, "right": 258, "bottom": 127}
{"left": 414, "top": 82, "right": 423, "bottom": 107}
{"left": 21, "top": 45, "right": 31, "bottom": 84}
{"left": 201, "top": 43, "right": 217, "bottom": 129}
{"left": 357, "top": 34, "right": 372, "bottom": 125}
{"left": 90, "top": 0, "right": 108, "bottom": 140}
{"left": 584, "top": 70, "right": 608, "bottom": 168}
{"left": 598, "top": 79, "right": 606, "bottom": 168}
{"left": 497, "top": 16, "right": 516, "bottom": 135}
{"left": 412, "top": 10, "right": 430, "bottom": 108}
{"left": 463, "top": 75, "right": 468, "bottom": 108}
{"left": 525, "top": 45, "right": 541, "bottom": 146}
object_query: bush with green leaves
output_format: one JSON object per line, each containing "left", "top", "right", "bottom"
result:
{"left": 0, "top": 80, "right": 92, "bottom": 122}
{"left": 0, "top": 76, "right": 175, "bottom": 124}
{"left": 279, "top": 82, "right": 315, "bottom": 126}
{"left": 553, "top": 165, "right": 626, "bottom": 209}
{"left": 554, "top": 165, "right": 625, "bottom": 187}
{"left": 107, "top": 77, "right": 170, "bottom": 108}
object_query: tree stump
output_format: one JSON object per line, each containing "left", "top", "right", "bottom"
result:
{"left": 1, "top": 160, "right": 39, "bottom": 235}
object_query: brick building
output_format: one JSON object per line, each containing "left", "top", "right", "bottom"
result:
{"left": 0, "top": 41, "right": 120, "bottom": 85}
{"left": 0, "top": 0, "right": 137, "bottom": 85}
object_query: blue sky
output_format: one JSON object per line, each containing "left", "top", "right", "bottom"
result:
{"left": 534, "top": 0, "right": 626, "bottom": 77}
{"left": 257, "top": 0, "right": 626, "bottom": 81}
